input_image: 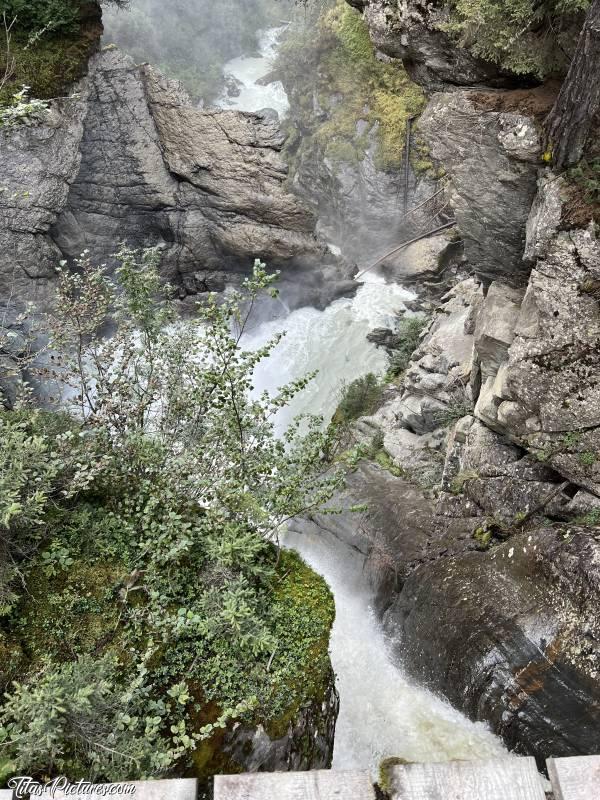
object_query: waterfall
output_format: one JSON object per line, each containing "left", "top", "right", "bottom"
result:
{"left": 223, "top": 26, "right": 508, "bottom": 773}
{"left": 216, "top": 27, "right": 290, "bottom": 118}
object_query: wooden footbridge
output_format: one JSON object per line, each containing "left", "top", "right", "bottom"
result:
{"left": 214, "top": 757, "right": 598, "bottom": 799}
{"left": 2, "top": 756, "right": 596, "bottom": 799}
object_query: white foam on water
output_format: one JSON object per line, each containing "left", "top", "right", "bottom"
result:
{"left": 216, "top": 27, "right": 290, "bottom": 118}
{"left": 243, "top": 272, "right": 508, "bottom": 772}
{"left": 285, "top": 527, "right": 507, "bottom": 772}
{"left": 240, "top": 273, "right": 413, "bottom": 436}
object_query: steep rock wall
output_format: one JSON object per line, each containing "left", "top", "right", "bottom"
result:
{"left": 0, "top": 48, "right": 351, "bottom": 328}
{"left": 329, "top": 0, "right": 600, "bottom": 763}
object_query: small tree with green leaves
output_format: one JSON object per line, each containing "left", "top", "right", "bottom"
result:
{"left": 0, "top": 247, "right": 341, "bottom": 780}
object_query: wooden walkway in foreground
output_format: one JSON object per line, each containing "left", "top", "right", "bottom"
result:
{"left": 214, "top": 756, "right": 600, "bottom": 800}
{"left": 0, "top": 756, "right": 598, "bottom": 798}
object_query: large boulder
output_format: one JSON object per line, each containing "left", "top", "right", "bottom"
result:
{"left": 0, "top": 49, "right": 352, "bottom": 324}
{"left": 418, "top": 92, "right": 540, "bottom": 284}
{"left": 438, "top": 416, "right": 573, "bottom": 524}
{"left": 346, "top": 0, "right": 515, "bottom": 92}
{"left": 383, "top": 526, "right": 600, "bottom": 763}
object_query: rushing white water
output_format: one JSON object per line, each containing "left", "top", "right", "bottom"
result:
{"left": 216, "top": 27, "right": 290, "bottom": 118}
{"left": 241, "top": 273, "right": 413, "bottom": 436}
{"left": 285, "top": 529, "right": 507, "bottom": 771}
{"left": 242, "top": 273, "right": 508, "bottom": 772}
{"left": 219, "top": 19, "right": 507, "bottom": 774}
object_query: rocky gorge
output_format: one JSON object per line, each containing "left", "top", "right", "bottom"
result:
{"left": 291, "top": 0, "right": 600, "bottom": 768}
{"left": 1, "top": 0, "right": 600, "bottom": 790}
{"left": 0, "top": 36, "right": 353, "bottom": 401}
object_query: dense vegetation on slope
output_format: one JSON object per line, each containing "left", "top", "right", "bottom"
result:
{"left": 0, "top": 0, "right": 122, "bottom": 104}
{"left": 0, "top": 252, "right": 339, "bottom": 783}
{"left": 103, "top": 0, "right": 293, "bottom": 102}
{"left": 443, "top": 0, "right": 590, "bottom": 78}
{"left": 279, "top": 0, "right": 425, "bottom": 171}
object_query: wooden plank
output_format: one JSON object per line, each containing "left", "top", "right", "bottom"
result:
{"left": 214, "top": 770, "right": 375, "bottom": 800}
{"left": 387, "top": 758, "right": 546, "bottom": 800}
{"left": 37, "top": 779, "right": 198, "bottom": 799}
{"left": 547, "top": 755, "right": 600, "bottom": 800}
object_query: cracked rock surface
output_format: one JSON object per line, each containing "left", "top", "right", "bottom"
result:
{"left": 0, "top": 49, "right": 351, "bottom": 329}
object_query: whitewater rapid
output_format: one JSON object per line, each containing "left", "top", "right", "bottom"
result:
{"left": 223, "top": 26, "right": 508, "bottom": 773}
{"left": 217, "top": 27, "right": 289, "bottom": 118}
{"left": 243, "top": 273, "right": 507, "bottom": 772}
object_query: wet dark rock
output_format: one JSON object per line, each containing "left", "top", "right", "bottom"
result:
{"left": 289, "top": 461, "right": 436, "bottom": 615}
{"left": 222, "top": 673, "right": 339, "bottom": 772}
{"left": 224, "top": 73, "right": 243, "bottom": 97}
{"left": 383, "top": 526, "right": 600, "bottom": 764}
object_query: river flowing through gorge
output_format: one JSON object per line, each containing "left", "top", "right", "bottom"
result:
{"left": 218, "top": 29, "right": 508, "bottom": 772}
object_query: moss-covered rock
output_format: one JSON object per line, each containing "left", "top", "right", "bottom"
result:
{"left": 277, "top": 1, "right": 431, "bottom": 263}
{"left": 3, "top": 534, "right": 338, "bottom": 786}
{"left": 188, "top": 551, "right": 338, "bottom": 783}
{"left": 280, "top": 1, "right": 425, "bottom": 172}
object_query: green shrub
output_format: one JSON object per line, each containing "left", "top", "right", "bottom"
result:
{"left": 334, "top": 373, "right": 383, "bottom": 424}
{"left": 0, "top": 251, "right": 342, "bottom": 781}
{"left": 387, "top": 316, "right": 428, "bottom": 377}
{"left": 443, "top": 0, "right": 589, "bottom": 78}
{"left": 0, "top": 0, "right": 81, "bottom": 34}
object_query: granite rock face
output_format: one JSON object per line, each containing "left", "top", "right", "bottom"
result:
{"left": 473, "top": 229, "right": 600, "bottom": 498}
{"left": 383, "top": 525, "right": 600, "bottom": 763}
{"left": 371, "top": 278, "right": 481, "bottom": 440}
{"left": 418, "top": 92, "right": 540, "bottom": 284}
{"left": 0, "top": 93, "right": 90, "bottom": 316}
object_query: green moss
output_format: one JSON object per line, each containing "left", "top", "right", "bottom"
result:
{"left": 379, "top": 756, "right": 412, "bottom": 794}
{"left": 373, "top": 447, "right": 405, "bottom": 478}
{"left": 188, "top": 550, "right": 335, "bottom": 779}
{"left": 0, "top": 28, "right": 98, "bottom": 107}
{"left": 474, "top": 527, "right": 492, "bottom": 549}
{"left": 16, "top": 559, "right": 125, "bottom": 664}
{"left": 450, "top": 469, "right": 479, "bottom": 496}
{"left": 263, "top": 551, "right": 335, "bottom": 737}
{"left": 279, "top": 1, "right": 425, "bottom": 172}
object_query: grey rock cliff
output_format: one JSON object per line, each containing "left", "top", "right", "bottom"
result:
{"left": 418, "top": 92, "right": 540, "bottom": 284}
{"left": 346, "top": 0, "right": 516, "bottom": 91}
{"left": 0, "top": 49, "right": 351, "bottom": 327}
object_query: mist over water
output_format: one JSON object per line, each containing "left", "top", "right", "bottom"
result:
{"left": 107, "top": 6, "right": 508, "bottom": 771}
{"left": 102, "top": 0, "right": 293, "bottom": 103}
